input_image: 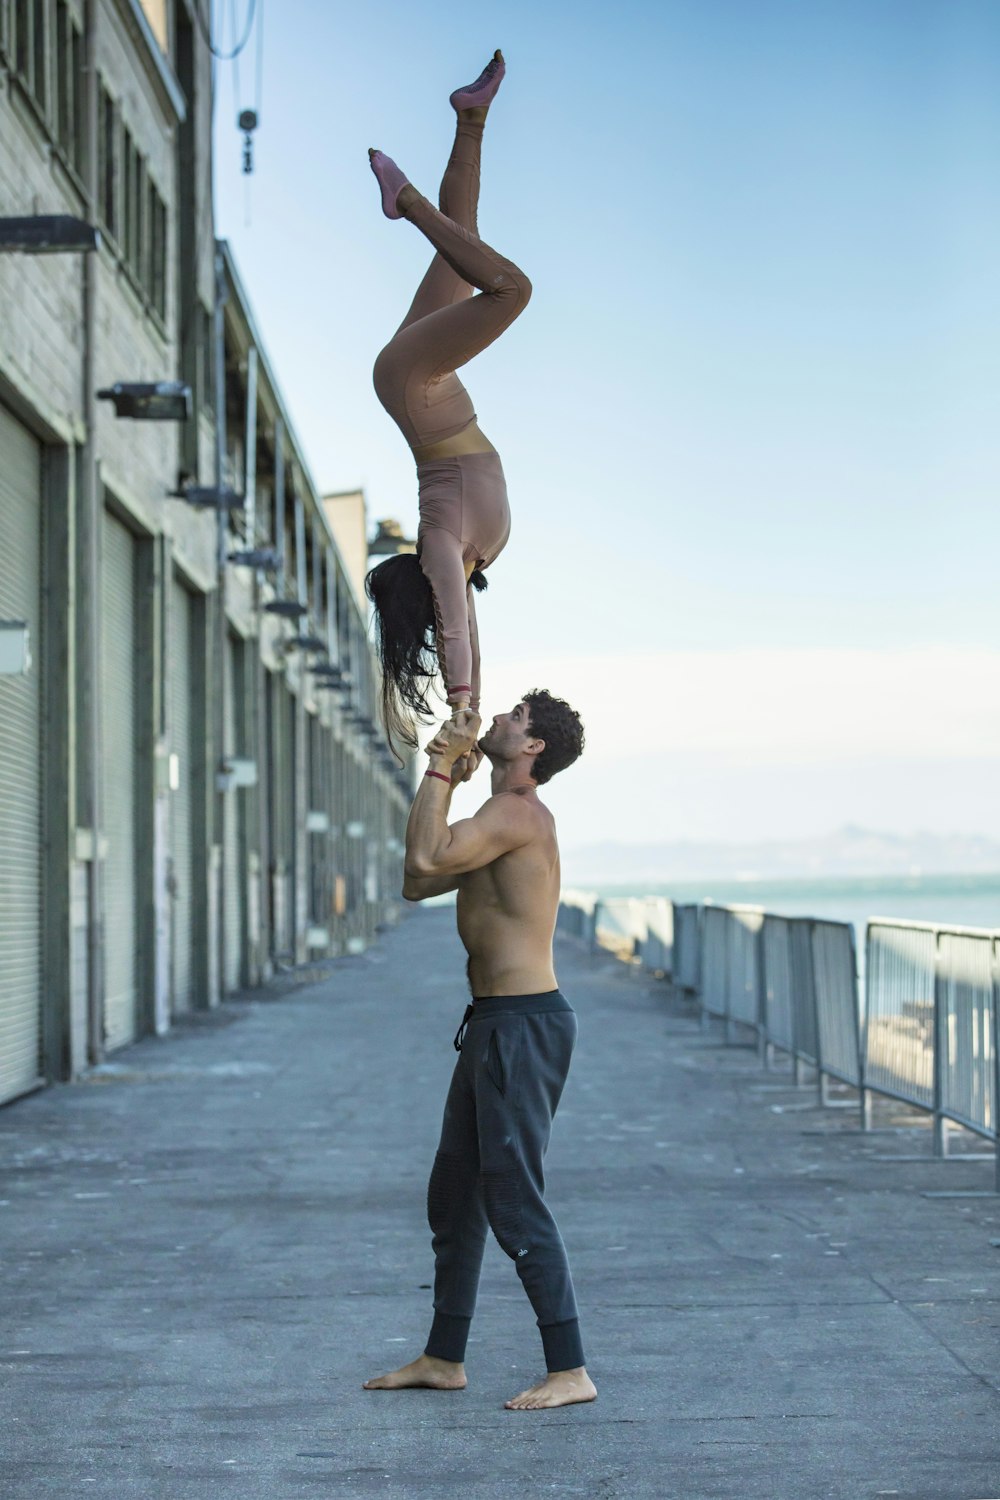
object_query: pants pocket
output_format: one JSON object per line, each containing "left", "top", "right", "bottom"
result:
{"left": 486, "top": 1029, "right": 506, "bottom": 1096}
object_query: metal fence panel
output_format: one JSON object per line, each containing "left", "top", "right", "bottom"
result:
{"left": 557, "top": 895, "right": 595, "bottom": 944}
{"left": 594, "top": 898, "right": 647, "bottom": 957}
{"left": 864, "top": 922, "right": 936, "bottom": 1110}
{"left": 638, "top": 898, "right": 673, "bottom": 974}
{"left": 762, "top": 914, "right": 794, "bottom": 1053}
{"left": 673, "top": 905, "right": 701, "bottom": 993}
{"left": 727, "top": 907, "right": 763, "bottom": 1027}
{"left": 938, "top": 930, "right": 996, "bottom": 1136}
{"left": 812, "top": 920, "right": 861, "bottom": 1086}
{"left": 789, "top": 919, "right": 819, "bottom": 1065}
{"left": 700, "top": 906, "right": 728, "bottom": 1018}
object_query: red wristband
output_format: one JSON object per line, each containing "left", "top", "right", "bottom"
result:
{"left": 424, "top": 769, "right": 452, "bottom": 784}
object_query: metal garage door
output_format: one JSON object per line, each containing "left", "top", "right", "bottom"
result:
{"left": 266, "top": 672, "right": 294, "bottom": 961}
{"left": 169, "top": 575, "right": 198, "bottom": 1013}
{"left": 0, "top": 403, "right": 43, "bottom": 1103}
{"left": 222, "top": 632, "right": 244, "bottom": 993}
{"left": 101, "top": 508, "right": 139, "bottom": 1050}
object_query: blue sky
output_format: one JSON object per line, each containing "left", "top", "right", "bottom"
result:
{"left": 214, "top": 0, "right": 1000, "bottom": 851}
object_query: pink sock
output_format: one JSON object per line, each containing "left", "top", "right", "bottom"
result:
{"left": 369, "top": 150, "right": 410, "bottom": 220}
{"left": 450, "top": 50, "right": 505, "bottom": 113}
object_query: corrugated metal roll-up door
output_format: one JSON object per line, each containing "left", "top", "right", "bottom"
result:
{"left": 285, "top": 682, "right": 299, "bottom": 950}
{"left": 265, "top": 671, "right": 283, "bottom": 959}
{"left": 267, "top": 674, "right": 295, "bottom": 961}
{"left": 169, "top": 577, "right": 197, "bottom": 1013}
{"left": 223, "top": 633, "right": 243, "bottom": 993}
{"left": 0, "top": 404, "right": 44, "bottom": 1103}
{"left": 101, "top": 509, "right": 139, "bottom": 1050}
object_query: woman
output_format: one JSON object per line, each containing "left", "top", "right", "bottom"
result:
{"left": 365, "top": 50, "right": 531, "bottom": 755}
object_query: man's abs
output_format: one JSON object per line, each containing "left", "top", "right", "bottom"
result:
{"left": 456, "top": 858, "right": 559, "bottom": 997}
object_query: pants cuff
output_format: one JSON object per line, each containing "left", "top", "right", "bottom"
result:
{"left": 540, "top": 1317, "right": 585, "bottom": 1372}
{"left": 425, "top": 1311, "right": 472, "bottom": 1364}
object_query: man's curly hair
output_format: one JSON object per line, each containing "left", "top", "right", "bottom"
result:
{"left": 522, "top": 689, "right": 585, "bottom": 786}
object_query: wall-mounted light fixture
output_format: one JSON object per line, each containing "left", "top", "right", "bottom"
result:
{"left": 227, "top": 546, "right": 280, "bottom": 571}
{"left": 0, "top": 215, "right": 100, "bottom": 253}
{"left": 263, "top": 598, "right": 307, "bottom": 619}
{"left": 286, "top": 630, "right": 327, "bottom": 653}
{"left": 169, "top": 483, "right": 244, "bottom": 511}
{"left": 98, "top": 381, "right": 191, "bottom": 421}
{"left": 310, "top": 664, "right": 351, "bottom": 685}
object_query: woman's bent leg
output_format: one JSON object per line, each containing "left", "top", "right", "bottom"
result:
{"left": 373, "top": 195, "right": 530, "bottom": 449}
{"left": 394, "top": 116, "right": 485, "bottom": 334}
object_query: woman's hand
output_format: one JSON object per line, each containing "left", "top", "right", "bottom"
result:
{"left": 450, "top": 707, "right": 476, "bottom": 734}
{"left": 424, "top": 713, "right": 482, "bottom": 768}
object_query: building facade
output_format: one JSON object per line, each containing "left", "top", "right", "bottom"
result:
{"left": 0, "top": 0, "right": 410, "bottom": 1106}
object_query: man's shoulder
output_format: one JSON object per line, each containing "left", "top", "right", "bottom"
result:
{"left": 481, "top": 789, "right": 555, "bottom": 835}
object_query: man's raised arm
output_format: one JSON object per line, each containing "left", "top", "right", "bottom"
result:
{"left": 402, "top": 763, "right": 462, "bottom": 901}
{"left": 404, "top": 715, "right": 532, "bottom": 882}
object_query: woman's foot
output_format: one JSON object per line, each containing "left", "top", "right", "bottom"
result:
{"left": 363, "top": 1353, "right": 467, "bottom": 1391}
{"left": 505, "top": 1367, "right": 597, "bottom": 1411}
{"left": 450, "top": 49, "right": 505, "bottom": 114}
{"left": 368, "top": 149, "right": 412, "bottom": 220}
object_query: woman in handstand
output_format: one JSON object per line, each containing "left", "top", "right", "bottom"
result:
{"left": 365, "top": 50, "right": 530, "bottom": 756}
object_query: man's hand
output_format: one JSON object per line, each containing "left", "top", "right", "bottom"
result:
{"left": 447, "top": 746, "right": 484, "bottom": 784}
{"left": 425, "top": 713, "right": 482, "bottom": 768}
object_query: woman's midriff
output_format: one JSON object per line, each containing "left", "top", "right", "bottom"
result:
{"left": 412, "top": 418, "right": 497, "bottom": 464}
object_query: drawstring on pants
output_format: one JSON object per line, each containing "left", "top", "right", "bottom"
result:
{"left": 453, "top": 1004, "right": 474, "bottom": 1052}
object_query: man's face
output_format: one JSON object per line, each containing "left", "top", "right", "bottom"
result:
{"left": 479, "top": 701, "right": 534, "bottom": 761}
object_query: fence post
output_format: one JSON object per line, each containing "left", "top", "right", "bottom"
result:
{"left": 860, "top": 922, "right": 873, "bottom": 1132}
{"left": 756, "top": 917, "right": 769, "bottom": 1067}
{"left": 724, "top": 912, "right": 737, "bottom": 1047}
{"left": 810, "top": 921, "right": 830, "bottom": 1107}
{"left": 932, "top": 931, "right": 947, "bottom": 1158}
{"left": 851, "top": 925, "right": 869, "bottom": 1132}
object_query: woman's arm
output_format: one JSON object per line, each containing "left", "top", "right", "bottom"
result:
{"left": 418, "top": 528, "right": 473, "bottom": 711}
{"left": 467, "top": 584, "right": 481, "bottom": 714}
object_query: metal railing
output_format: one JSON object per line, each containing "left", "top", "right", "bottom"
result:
{"left": 866, "top": 919, "right": 999, "bottom": 1158}
{"left": 672, "top": 904, "right": 701, "bottom": 995}
{"left": 556, "top": 891, "right": 595, "bottom": 944}
{"left": 556, "top": 891, "right": 1000, "bottom": 1189}
{"left": 637, "top": 897, "right": 674, "bottom": 975}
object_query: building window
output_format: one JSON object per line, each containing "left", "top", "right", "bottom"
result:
{"left": 199, "top": 301, "right": 213, "bottom": 415}
{"left": 123, "top": 133, "right": 140, "bottom": 273}
{"left": 11, "top": 0, "right": 86, "bottom": 175}
{"left": 148, "top": 182, "right": 167, "bottom": 321}
{"left": 54, "top": 2, "right": 83, "bottom": 174}
{"left": 31, "top": 0, "right": 46, "bottom": 114}
{"left": 14, "top": 0, "right": 31, "bottom": 92}
{"left": 98, "top": 87, "right": 117, "bottom": 239}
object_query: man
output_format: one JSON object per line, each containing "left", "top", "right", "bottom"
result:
{"left": 363, "top": 690, "right": 596, "bottom": 1412}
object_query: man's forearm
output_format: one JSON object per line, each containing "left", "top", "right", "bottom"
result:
{"left": 404, "top": 757, "right": 456, "bottom": 878}
{"left": 402, "top": 870, "right": 460, "bottom": 901}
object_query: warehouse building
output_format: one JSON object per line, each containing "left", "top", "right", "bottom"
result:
{"left": 0, "top": 0, "right": 411, "bottom": 1105}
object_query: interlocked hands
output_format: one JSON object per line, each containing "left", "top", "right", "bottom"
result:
{"left": 425, "top": 712, "right": 484, "bottom": 784}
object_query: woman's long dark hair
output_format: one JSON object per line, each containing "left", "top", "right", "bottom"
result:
{"left": 365, "top": 552, "right": 487, "bottom": 757}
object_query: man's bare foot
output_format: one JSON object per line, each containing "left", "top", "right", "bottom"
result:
{"left": 363, "top": 1353, "right": 466, "bottom": 1391}
{"left": 504, "top": 1367, "right": 597, "bottom": 1411}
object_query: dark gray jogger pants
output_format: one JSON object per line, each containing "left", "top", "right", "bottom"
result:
{"left": 423, "top": 990, "right": 585, "bottom": 1373}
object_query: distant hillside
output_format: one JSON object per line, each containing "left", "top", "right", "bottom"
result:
{"left": 562, "top": 826, "right": 1000, "bottom": 884}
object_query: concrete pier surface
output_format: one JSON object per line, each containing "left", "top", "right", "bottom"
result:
{"left": 2, "top": 909, "right": 999, "bottom": 1500}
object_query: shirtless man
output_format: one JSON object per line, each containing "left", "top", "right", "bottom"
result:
{"left": 363, "top": 689, "right": 596, "bottom": 1412}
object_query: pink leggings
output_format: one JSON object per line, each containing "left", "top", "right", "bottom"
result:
{"left": 372, "top": 118, "right": 532, "bottom": 451}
